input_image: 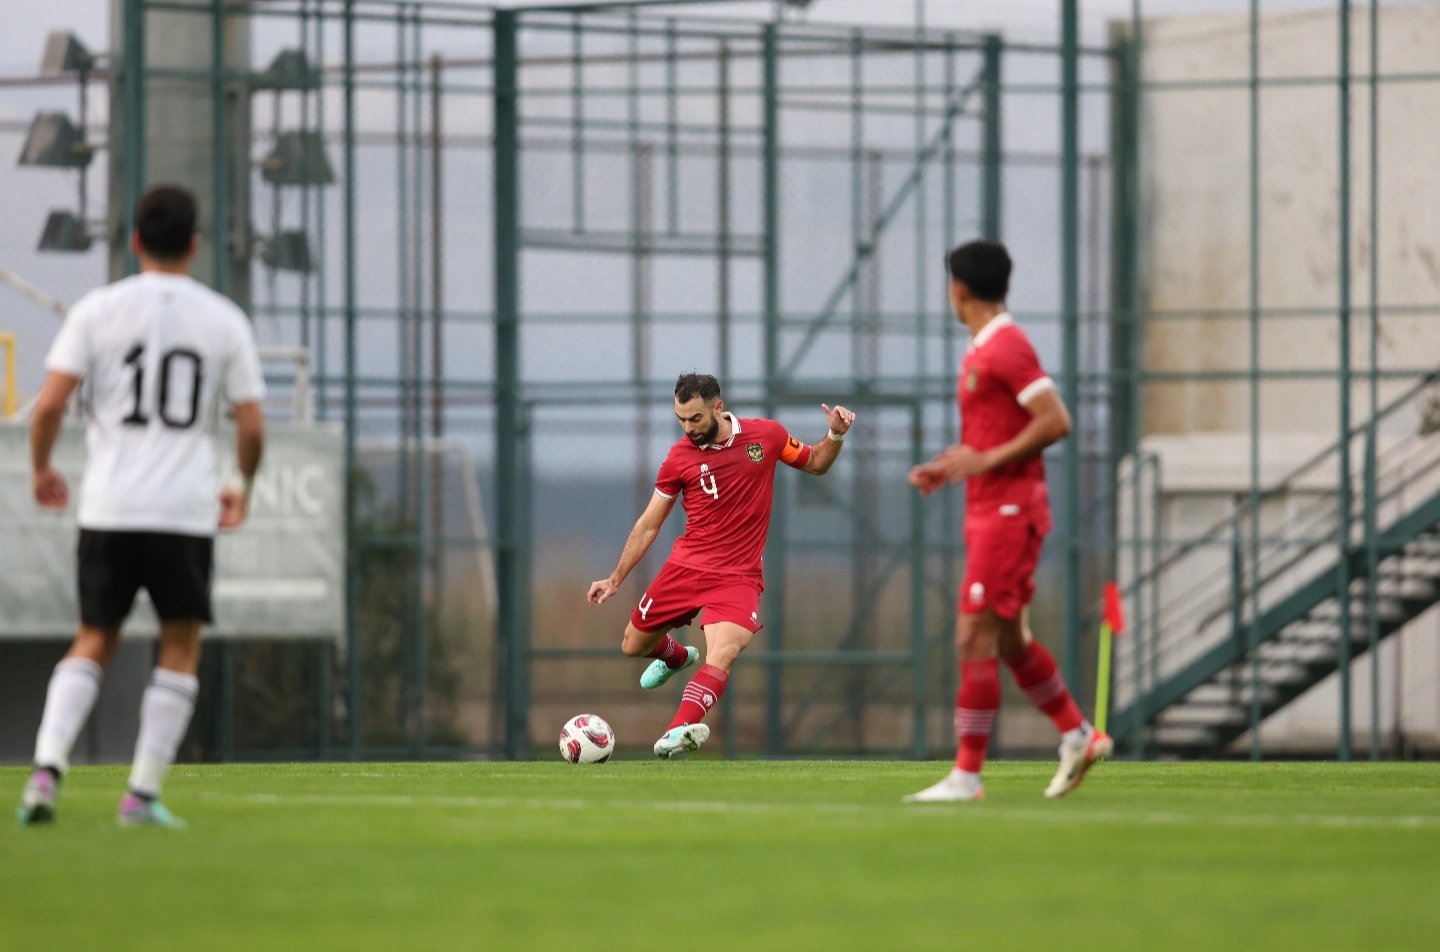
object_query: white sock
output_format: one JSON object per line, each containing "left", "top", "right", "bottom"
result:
{"left": 128, "top": 668, "right": 199, "bottom": 799}
{"left": 1063, "top": 721, "right": 1095, "bottom": 747}
{"left": 33, "top": 657, "right": 105, "bottom": 774}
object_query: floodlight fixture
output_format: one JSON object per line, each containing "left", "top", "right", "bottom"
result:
{"left": 40, "top": 31, "right": 96, "bottom": 76}
{"left": 261, "top": 131, "right": 334, "bottom": 186}
{"left": 19, "top": 113, "right": 93, "bottom": 169}
{"left": 37, "top": 210, "right": 93, "bottom": 253}
{"left": 260, "top": 230, "right": 314, "bottom": 273}
{"left": 256, "top": 49, "right": 321, "bottom": 91}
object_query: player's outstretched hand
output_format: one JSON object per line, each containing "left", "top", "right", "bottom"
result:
{"left": 908, "top": 462, "right": 948, "bottom": 496}
{"left": 218, "top": 486, "right": 250, "bottom": 529}
{"left": 588, "top": 578, "right": 619, "bottom": 605}
{"left": 936, "top": 444, "right": 990, "bottom": 480}
{"left": 822, "top": 403, "right": 856, "bottom": 435}
{"left": 33, "top": 467, "right": 69, "bottom": 510}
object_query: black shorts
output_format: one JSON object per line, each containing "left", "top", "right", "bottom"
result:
{"left": 77, "top": 529, "right": 214, "bottom": 627}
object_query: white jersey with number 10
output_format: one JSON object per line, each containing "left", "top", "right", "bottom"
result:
{"left": 44, "top": 272, "right": 266, "bottom": 537}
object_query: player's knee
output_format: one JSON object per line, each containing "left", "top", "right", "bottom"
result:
{"left": 620, "top": 628, "right": 651, "bottom": 657}
{"left": 705, "top": 629, "right": 752, "bottom": 669}
{"left": 955, "top": 614, "right": 999, "bottom": 661}
{"left": 995, "top": 620, "right": 1028, "bottom": 662}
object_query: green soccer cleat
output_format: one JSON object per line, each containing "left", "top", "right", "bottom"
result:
{"left": 639, "top": 645, "right": 699, "bottom": 690}
{"left": 17, "top": 769, "right": 59, "bottom": 826}
{"left": 653, "top": 722, "right": 710, "bottom": 759}
{"left": 118, "top": 793, "right": 188, "bottom": 829}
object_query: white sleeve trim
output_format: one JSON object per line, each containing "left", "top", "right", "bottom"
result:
{"left": 1016, "top": 376, "right": 1057, "bottom": 407}
{"left": 653, "top": 488, "right": 676, "bottom": 500}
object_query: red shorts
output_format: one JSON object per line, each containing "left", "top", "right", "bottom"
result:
{"left": 959, "top": 505, "right": 1051, "bottom": 620}
{"left": 629, "top": 561, "right": 764, "bottom": 634}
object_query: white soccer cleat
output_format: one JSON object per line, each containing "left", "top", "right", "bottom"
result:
{"left": 902, "top": 768, "right": 985, "bottom": 803}
{"left": 1044, "top": 729, "right": 1113, "bottom": 799}
{"left": 653, "top": 722, "right": 710, "bottom": 759}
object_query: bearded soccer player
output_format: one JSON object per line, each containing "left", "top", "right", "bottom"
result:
{"left": 588, "top": 373, "right": 854, "bottom": 758}
{"left": 17, "top": 186, "right": 266, "bottom": 828}
{"left": 905, "top": 240, "right": 1110, "bottom": 803}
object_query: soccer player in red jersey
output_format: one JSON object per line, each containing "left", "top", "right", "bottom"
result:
{"left": 588, "top": 373, "right": 855, "bottom": 758}
{"left": 905, "top": 240, "right": 1111, "bottom": 802}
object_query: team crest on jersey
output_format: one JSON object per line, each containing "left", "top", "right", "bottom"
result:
{"left": 965, "top": 368, "right": 979, "bottom": 392}
{"left": 746, "top": 442, "right": 764, "bottom": 463}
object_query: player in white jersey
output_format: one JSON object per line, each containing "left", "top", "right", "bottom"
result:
{"left": 16, "top": 185, "right": 267, "bottom": 829}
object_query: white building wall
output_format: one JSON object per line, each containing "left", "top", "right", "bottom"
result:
{"left": 1126, "top": 4, "right": 1440, "bottom": 753}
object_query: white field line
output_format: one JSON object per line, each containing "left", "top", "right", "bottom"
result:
{"left": 146, "top": 791, "right": 1440, "bottom": 830}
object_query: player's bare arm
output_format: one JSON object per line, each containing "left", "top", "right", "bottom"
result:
{"left": 29, "top": 370, "right": 81, "bottom": 510}
{"left": 587, "top": 491, "right": 677, "bottom": 605}
{"left": 908, "top": 389, "right": 1071, "bottom": 496}
{"left": 219, "top": 401, "right": 266, "bottom": 529}
{"left": 799, "top": 403, "right": 856, "bottom": 475}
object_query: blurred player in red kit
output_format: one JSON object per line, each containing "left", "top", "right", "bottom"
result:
{"left": 905, "top": 240, "right": 1111, "bottom": 802}
{"left": 588, "top": 373, "right": 854, "bottom": 758}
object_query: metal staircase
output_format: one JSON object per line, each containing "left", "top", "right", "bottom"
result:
{"left": 1110, "top": 375, "right": 1440, "bottom": 757}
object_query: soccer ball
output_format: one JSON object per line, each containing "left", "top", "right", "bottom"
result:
{"left": 558, "top": 714, "right": 615, "bottom": 764}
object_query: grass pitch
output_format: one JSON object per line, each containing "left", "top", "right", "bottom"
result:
{"left": 2, "top": 760, "right": 1437, "bottom": 951}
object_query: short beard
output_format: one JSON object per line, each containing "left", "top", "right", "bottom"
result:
{"left": 688, "top": 416, "right": 720, "bottom": 446}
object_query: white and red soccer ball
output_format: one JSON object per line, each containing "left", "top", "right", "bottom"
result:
{"left": 558, "top": 714, "right": 615, "bottom": 764}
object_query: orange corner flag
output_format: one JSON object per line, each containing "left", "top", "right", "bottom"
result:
{"left": 1103, "top": 582, "right": 1125, "bottom": 636}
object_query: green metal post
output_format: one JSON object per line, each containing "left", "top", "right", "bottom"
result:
{"left": 1365, "top": 0, "right": 1380, "bottom": 761}
{"left": 1247, "top": 0, "right": 1264, "bottom": 761}
{"left": 343, "top": 0, "right": 361, "bottom": 760}
{"left": 514, "top": 403, "right": 535, "bottom": 761}
{"left": 940, "top": 32, "right": 958, "bottom": 732}
{"left": 411, "top": 3, "right": 427, "bottom": 756}
{"left": 310, "top": 3, "right": 325, "bottom": 758}
{"left": 911, "top": 5, "right": 927, "bottom": 759}
{"left": 209, "top": 0, "right": 234, "bottom": 761}
{"left": 761, "top": 21, "right": 785, "bottom": 756}
{"left": 395, "top": 6, "right": 414, "bottom": 745}
{"left": 666, "top": 18, "right": 679, "bottom": 236}
{"left": 981, "top": 34, "right": 1002, "bottom": 241}
{"left": 910, "top": 401, "right": 927, "bottom": 758}
{"left": 493, "top": 9, "right": 528, "bottom": 760}
{"left": 717, "top": 38, "right": 731, "bottom": 386}
{"left": 120, "top": 0, "right": 146, "bottom": 275}
{"left": 1060, "top": 0, "right": 1083, "bottom": 693}
{"left": 1336, "top": 0, "right": 1354, "bottom": 763}
{"left": 1109, "top": 18, "right": 1144, "bottom": 750}
{"left": 717, "top": 38, "right": 734, "bottom": 757}
{"left": 210, "top": 0, "right": 229, "bottom": 297}
{"left": 315, "top": 0, "right": 329, "bottom": 422}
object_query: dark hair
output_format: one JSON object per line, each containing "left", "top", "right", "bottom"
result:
{"left": 134, "top": 185, "right": 198, "bottom": 260}
{"left": 674, "top": 372, "right": 721, "bottom": 404}
{"left": 946, "top": 240, "right": 1011, "bottom": 302}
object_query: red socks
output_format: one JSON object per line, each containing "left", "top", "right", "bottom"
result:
{"left": 1005, "top": 640, "right": 1084, "bottom": 733}
{"left": 646, "top": 634, "right": 689, "bottom": 670}
{"left": 955, "top": 658, "right": 1000, "bottom": 773}
{"left": 668, "top": 664, "right": 728, "bottom": 730}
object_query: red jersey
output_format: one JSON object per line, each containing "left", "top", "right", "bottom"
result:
{"left": 958, "top": 314, "right": 1055, "bottom": 516}
{"left": 654, "top": 415, "right": 812, "bottom": 577}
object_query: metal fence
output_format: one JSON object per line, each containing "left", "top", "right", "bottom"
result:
{"left": 20, "top": 1, "right": 1431, "bottom": 762}
{"left": 1106, "top": 1, "right": 1440, "bottom": 761}
{"left": 78, "top": 0, "right": 1117, "bottom": 759}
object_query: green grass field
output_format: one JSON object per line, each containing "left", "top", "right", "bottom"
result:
{"left": 2, "top": 760, "right": 1438, "bottom": 951}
